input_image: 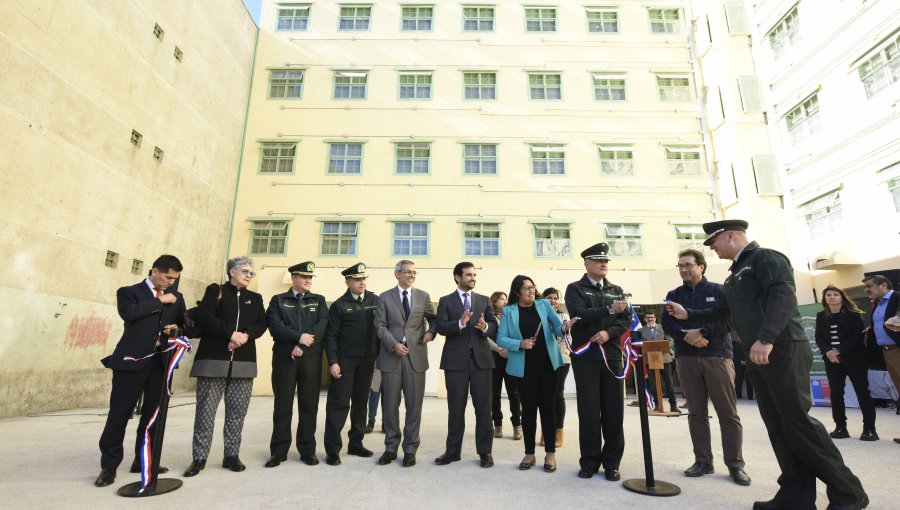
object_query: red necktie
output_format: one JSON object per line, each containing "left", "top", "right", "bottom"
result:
{"left": 154, "top": 286, "right": 163, "bottom": 298}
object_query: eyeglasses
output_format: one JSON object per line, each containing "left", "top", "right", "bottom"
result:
{"left": 399, "top": 270, "right": 417, "bottom": 275}
{"left": 521, "top": 285, "right": 537, "bottom": 292}
{"left": 240, "top": 268, "right": 257, "bottom": 278}
{"left": 676, "top": 263, "right": 697, "bottom": 270}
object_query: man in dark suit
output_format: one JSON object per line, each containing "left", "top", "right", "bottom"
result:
{"left": 374, "top": 260, "right": 436, "bottom": 467}
{"left": 265, "top": 261, "right": 329, "bottom": 468}
{"left": 323, "top": 262, "right": 379, "bottom": 466}
{"left": 862, "top": 274, "right": 900, "bottom": 424}
{"left": 434, "top": 261, "right": 498, "bottom": 468}
{"left": 564, "top": 242, "right": 632, "bottom": 481}
{"left": 96, "top": 254, "right": 186, "bottom": 487}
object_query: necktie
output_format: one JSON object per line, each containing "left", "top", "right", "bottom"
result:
{"left": 357, "top": 296, "right": 363, "bottom": 304}
{"left": 402, "top": 290, "right": 411, "bottom": 320}
{"left": 463, "top": 292, "right": 471, "bottom": 312}
{"left": 154, "top": 286, "right": 162, "bottom": 298}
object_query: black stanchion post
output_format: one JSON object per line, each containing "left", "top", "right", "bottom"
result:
{"left": 117, "top": 340, "right": 183, "bottom": 497}
{"left": 622, "top": 342, "right": 680, "bottom": 497}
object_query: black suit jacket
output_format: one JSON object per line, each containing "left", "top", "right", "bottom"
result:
{"left": 102, "top": 280, "right": 185, "bottom": 371}
{"left": 436, "top": 290, "right": 497, "bottom": 370}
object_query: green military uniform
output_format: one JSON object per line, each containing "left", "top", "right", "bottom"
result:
{"left": 689, "top": 240, "right": 866, "bottom": 509}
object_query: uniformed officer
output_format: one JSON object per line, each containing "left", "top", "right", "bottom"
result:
{"left": 667, "top": 220, "right": 868, "bottom": 510}
{"left": 564, "top": 243, "right": 632, "bottom": 481}
{"left": 323, "top": 262, "right": 380, "bottom": 466}
{"left": 265, "top": 261, "right": 329, "bottom": 467}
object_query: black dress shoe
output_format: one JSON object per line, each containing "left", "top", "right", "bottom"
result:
{"left": 325, "top": 454, "right": 341, "bottom": 466}
{"left": 434, "top": 452, "right": 461, "bottom": 465}
{"left": 830, "top": 426, "right": 850, "bottom": 439}
{"left": 859, "top": 430, "right": 879, "bottom": 441}
{"left": 364, "top": 422, "right": 375, "bottom": 434}
{"left": 94, "top": 468, "right": 116, "bottom": 487}
{"left": 347, "top": 446, "right": 374, "bottom": 458}
{"left": 577, "top": 467, "right": 596, "bottom": 479}
{"left": 377, "top": 452, "right": 397, "bottom": 465}
{"left": 479, "top": 454, "right": 494, "bottom": 468}
{"left": 402, "top": 453, "right": 416, "bottom": 467}
{"left": 222, "top": 456, "right": 246, "bottom": 472}
{"left": 752, "top": 499, "right": 795, "bottom": 510}
{"left": 729, "top": 466, "right": 751, "bottom": 485}
{"left": 183, "top": 459, "right": 206, "bottom": 477}
{"left": 518, "top": 455, "right": 536, "bottom": 470}
{"left": 129, "top": 458, "right": 169, "bottom": 474}
{"left": 265, "top": 454, "right": 287, "bottom": 468}
{"left": 825, "top": 494, "right": 869, "bottom": 510}
{"left": 684, "top": 461, "right": 715, "bottom": 477}
{"left": 300, "top": 454, "right": 320, "bottom": 466}
{"left": 604, "top": 469, "right": 620, "bottom": 481}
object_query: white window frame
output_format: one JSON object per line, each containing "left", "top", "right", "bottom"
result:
{"left": 268, "top": 69, "right": 304, "bottom": 99}
{"left": 333, "top": 71, "right": 368, "bottom": 99}
{"left": 463, "top": 144, "right": 498, "bottom": 175}
{"left": 463, "top": 71, "right": 497, "bottom": 99}
{"left": 462, "top": 5, "right": 495, "bottom": 31}
{"left": 395, "top": 142, "right": 432, "bottom": 175}
{"left": 464, "top": 223, "right": 501, "bottom": 257}
{"left": 648, "top": 8, "right": 681, "bottom": 34}
{"left": 857, "top": 35, "right": 900, "bottom": 99}
{"left": 528, "top": 72, "right": 562, "bottom": 100}
{"left": 259, "top": 142, "right": 297, "bottom": 174}
{"left": 401, "top": 5, "right": 433, "bottom": 31}
{"left": 251, "top": 221, "right": 289, "bottom": 255}
{"left": 586, "top": 7, "right": 619, "bottom": 33}
{"left": 530, "top": 144, "right": 566, "bottom": 175}
{"left": 534, "top": 223, "right": 571, "bottom": 258}
{"left": 593, "top": 73, "right": 626, "bottom": 101}
{"left": 525, "top": 7, "right": 557, "bottom": 32}
{"left": 657, "top": 74, "right": 691, "bottom": 102}
{"left": 665, "top": 146, "right": 702, "bottom": 176}
{"left": 392, "top": 222, "right": 430, "bottom": 256}
{"left": 767, "top": 7, "right": 800, "bottom": 60}
{"left": 598, "top": 146, "right": 634, "bottom": 176}
{"left": 605, "top": 223, "right": 643, "bottom": 257}
{"left": 276, "top": 5, "right": 310, "bottom": 31}
{"left": 398, "top": 71, "right": 433, "bottom": 99}
{"left": 320, "top": 221, "right": 359, "bottom": 256}
{"left": 798, "top": 190, "right": 842, "bottom": 244}
{"left": 327, "top": 143, "right": 364, "bottom": 174}
{"left": 785, "top": 93, "right": 821, "bottom": 145}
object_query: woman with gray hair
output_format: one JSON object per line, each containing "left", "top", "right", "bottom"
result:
{"left": 184, "top": 256, "right": 267, "bottom": 476}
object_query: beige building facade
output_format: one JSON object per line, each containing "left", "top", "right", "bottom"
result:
{"left": 235, "top": 0, "right": 726, "bottom": 395}
{"left": 0, "top": 1, "right": 257, "bottom": 417}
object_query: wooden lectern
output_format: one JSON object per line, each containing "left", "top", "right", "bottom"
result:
{"left": 640, "top": 340, "right": 680, "bottom": 417}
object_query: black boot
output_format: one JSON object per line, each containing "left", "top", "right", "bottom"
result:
{"left": 829, "top": 425, "right": 850, "bottom": 439}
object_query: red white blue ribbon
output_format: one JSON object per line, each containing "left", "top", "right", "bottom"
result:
{"left": 565, "top": 307, "right": 644, "bottom": 381}
{"left": 127, "top": 335, "right": 192, "bottom": 494}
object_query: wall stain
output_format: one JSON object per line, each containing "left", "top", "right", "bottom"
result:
{"left": 65, "top": 316, "right": 112, "bottom": 349}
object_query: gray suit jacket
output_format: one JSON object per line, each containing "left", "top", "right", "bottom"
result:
{"left": 375, "top": 286, "right": 436, "bottom": 373}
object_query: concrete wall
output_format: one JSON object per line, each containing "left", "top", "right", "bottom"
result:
{"left": 0, "top": 0, "right": 257, "bottom": 417}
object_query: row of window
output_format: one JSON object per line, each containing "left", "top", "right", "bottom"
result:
{"left": 249, "top": 220, "right": 709, "bottom": 258}
{"left": 258, "top": 141, "right": 705, "bottom": 177}
{"left": 276, "top": 4, "right": 682, "bottom": 35}
{"left": 269, "top": 69, "right": 693, "bottom": 102}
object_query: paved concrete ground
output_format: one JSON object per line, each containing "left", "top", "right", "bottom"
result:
{"left": 1, "top": 394, "right": 895, "bottom": 509}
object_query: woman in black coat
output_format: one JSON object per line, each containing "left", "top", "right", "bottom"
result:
{"left": 184, "top": 256, "right": 267, "bottom": 476}
{"left": 814, "top": 285, "right": 877, "bottom": 441}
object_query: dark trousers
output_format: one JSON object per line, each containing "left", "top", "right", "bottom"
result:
{"left": 746, "top": 341, "right": 865, "bottom": 508}
{"left": 491, "top": 354, "right": 521, "bottom": 426}
{"left": 98, "top": 360, "right": 163, "bottom": 470}
{"left": 555, "top": 364, "right": 570, "bottom": 428}
{"left": 648, "top": 361, "right": 678, "bottom": 408}
{"left": 324, "top": 355, "right": 375, "bottom": 455}
{"left": 571, "top": 355, "right": 624, "bottom": 471}
{"left": 734, "top": 361, "right": 754, "bottom": 399}
{"left": 269, "top": 350, "right": 323, "bottom": 457}
{"left": 823, "top": 355, "right": 876, "bottom": 431}
{"left": 445, "top": 352, "right": 493, "bottom": 455}
{"left": 517, "top": 364, "right": 558, "bottom": 454}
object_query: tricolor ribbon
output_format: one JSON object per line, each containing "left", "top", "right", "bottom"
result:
{"left": 565, "top": 306, "right": 644, "bottom": 381}
{"left": 643, "top": 381, "right": 657, "bottom": 411}
{"left": 127, "top": 335, "right": 192, "bottom": 494}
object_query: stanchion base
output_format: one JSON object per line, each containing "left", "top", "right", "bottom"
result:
{"left": 648, "top": 411, "right": 683, "bottom": 418}
{"left": 622, "top": 478, "right": 681, "bottom": 497}
{"left": 116, "top": 478, "right": 183, "bottom": 497}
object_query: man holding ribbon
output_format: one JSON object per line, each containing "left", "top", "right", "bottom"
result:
{"left": 96, "top": 254, "right": 186, "bottom": 487}
{"left": 564, "top": 242, "right": 632, "bottom": 481}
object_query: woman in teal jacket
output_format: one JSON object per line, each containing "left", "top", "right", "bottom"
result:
{"left": 497, "top": 275, "right": 569, "bottom": 473}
